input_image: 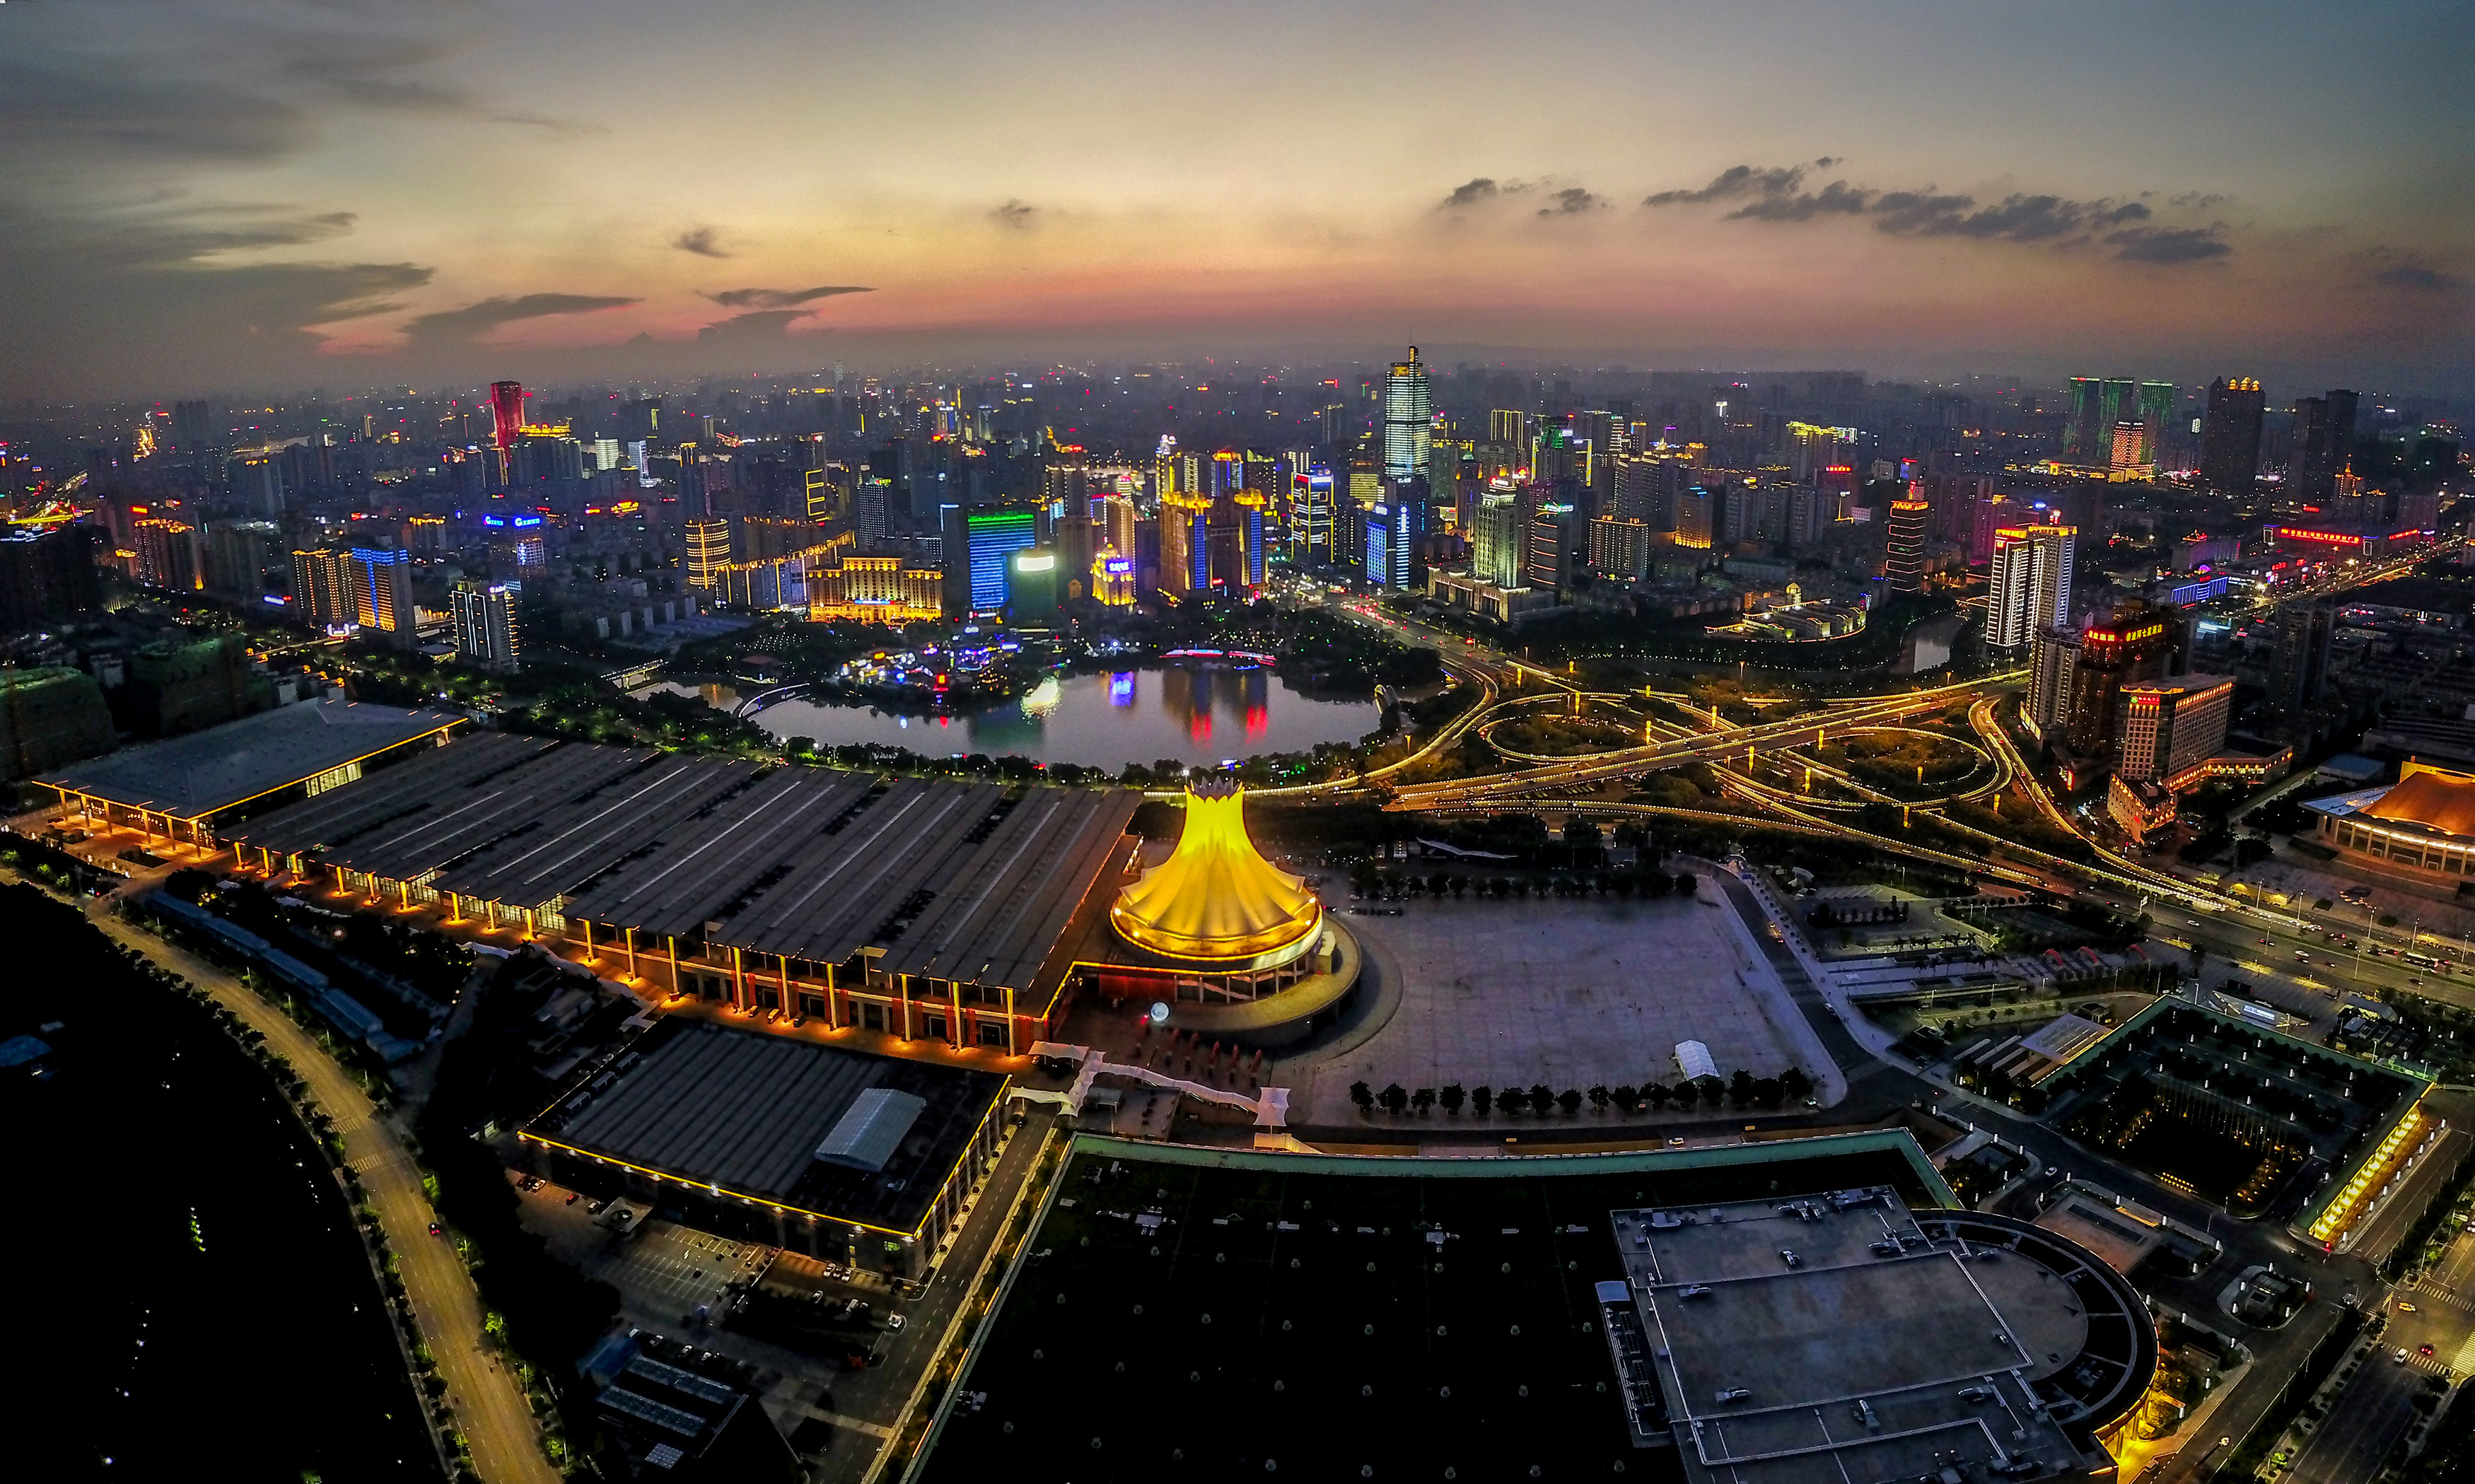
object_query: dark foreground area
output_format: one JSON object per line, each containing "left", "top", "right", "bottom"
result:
{"left": 0, "top": 882, "right": 441, "bottom": 1483}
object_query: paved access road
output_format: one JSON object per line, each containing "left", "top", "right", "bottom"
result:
{"left": 2286, "top": 1218, "right": 2475, "bottom": 1484}
{"left": 93, "top": 906, "right": 561, "bottom": 1484}
{"left": 1708, "top": 867, "right": 2384, "bottom": 1484}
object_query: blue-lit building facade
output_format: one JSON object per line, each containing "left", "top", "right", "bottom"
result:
{"left": 1363, "top": 480, "right": 1426, "bottom": 589}
{"left": 942, "top": 507, "right": 1040, "bottom": 617}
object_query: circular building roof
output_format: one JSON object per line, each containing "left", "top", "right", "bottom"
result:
{"left": 1109, "top": 781, "right": 1321, "bottom": 966}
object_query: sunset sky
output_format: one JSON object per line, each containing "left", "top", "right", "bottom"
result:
{"left": 4, "top": 0, "right": 2470, "bottom": 397}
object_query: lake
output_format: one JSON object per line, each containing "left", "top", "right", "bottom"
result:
{"left": 719, "top": 662, "right": 1383, "bottom": 770}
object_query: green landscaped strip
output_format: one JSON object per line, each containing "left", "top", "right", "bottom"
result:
{"left": 1053, "top": 1126, "right": 1959, "bottom": 1204}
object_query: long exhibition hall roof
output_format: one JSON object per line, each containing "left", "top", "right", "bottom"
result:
{"left": 1107, "top": 780, "right": 1321, "bottom": 965}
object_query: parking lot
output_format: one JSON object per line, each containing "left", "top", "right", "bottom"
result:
{"left": 511, "top": 1104, "right": 1058, "bottom": 1481}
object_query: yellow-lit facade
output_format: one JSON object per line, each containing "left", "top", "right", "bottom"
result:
{"left": 810, "top": 554, "right": 943, "bottom": 623}
{"left": 1109, "top": 783, "right": 1322, "bottom": 966}
{"left": 684, "top": 517, "right": 730, "bottom": 589}
{"left": 2307, "top": 1102, "right": 2428, "bottom": 1248}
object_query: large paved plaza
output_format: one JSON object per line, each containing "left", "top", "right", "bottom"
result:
{"left": 1281, "top": 886, "right": 1841, "bottom": 1127}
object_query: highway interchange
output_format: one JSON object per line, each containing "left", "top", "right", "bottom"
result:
{"left": 1305, "top": 578, "right": 2475, "bottom": 1482}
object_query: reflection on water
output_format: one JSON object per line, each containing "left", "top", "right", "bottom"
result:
{"left": 740, "top": 662, "right": 1380, "bottom": 770}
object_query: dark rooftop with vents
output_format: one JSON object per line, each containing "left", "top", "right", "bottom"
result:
{"left": 521, "top": 1017, "right": 1007, "bottom": 1234}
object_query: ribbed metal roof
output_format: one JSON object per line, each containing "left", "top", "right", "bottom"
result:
{"left": 226, "top": 736, "right": 1138, "bottom": 993}
{"left": 814, "top": 1088, "right": 926, "bottom": 1173}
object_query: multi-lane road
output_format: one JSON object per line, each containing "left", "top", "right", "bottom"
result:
{"left": 2284, "top": 1212, "right": 2475, "bottom": 1483}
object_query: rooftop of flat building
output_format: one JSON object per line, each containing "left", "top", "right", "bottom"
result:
{"left": 35, "top": 697, "right": 462, "bottom": 821}
{"left": 1618, "top": 1196, "right": 2138, "bottom": 1484}
{"left": 523, "top": 1017, "right": 1006, "bottom": 1235}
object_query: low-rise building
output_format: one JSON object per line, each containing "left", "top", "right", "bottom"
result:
{"left": 2107, "top": 773, "right": 2178, "bottom": 844}
{"left": 0, "top": 666, "right": 116, "bottom": 778}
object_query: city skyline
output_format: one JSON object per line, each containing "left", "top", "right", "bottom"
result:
{"left": 4, "top": 0, "right": 2471, "bottom": 399}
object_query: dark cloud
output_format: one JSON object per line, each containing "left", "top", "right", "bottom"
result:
{"left": 697, "top": 309, "right": 826, "bottom": 342}
{"left": 2107, "top": 226, "right": 2233, "bottom": 264}
{"left": 1865, "top": 189, "right": 1976, "bottom": 233}
{"left": 1641, "top": 163, "right": 1816, "bottom": 207}
{"left": 1442, "top": 177, "right": 1605, "bottom": 215}
{"left": 0, "top": 197, "right": 434, "bottom": 395}
{"left": 1537, "top": 187, "right": 1604, "bottom": 216}
{"left": 992, "top": 200, "right": 1038, "bottom": 228}
{"left": 672, "top": 226, "right": 730, "bottom": 258}
{"left": 400, "top": 293, "right": 639, "bottom": 344}
{"left": 0, "top": 50, "right": 313, "bottom": 166}
{"left": 1875, "top": 193, "right": 2149, "bottom": 242}
{"left": 1730, "top": 180, "right": 1873, "bottom": 221}
{"left": 2373, "top": 264, "right": 2469, "bottom": 291}
{"left": 701, "top": 285, "right": 873, "bottom": 309}
{"left": 0, "top": 1, "right": 616, "bottom": 393}
{"left": 1647, "top": 162, "right": 2228, "bottom": 263}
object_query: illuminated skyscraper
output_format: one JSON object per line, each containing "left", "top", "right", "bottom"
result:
{"left": 1287, "top": 470, "right": 1334, "bottom": 563}
{"left": 1363, "top": 490, "right": 1423, "bottom": 589}
{"left": 2287, "top": 390, "right": 2360, "bottom": 502}
{"left": 349, "top": 547, "right": 417, "bottom": 648}
{"left": 2136, "top": 382, "right": 2175, "bottom": 466}
{"left": 450, "top": 580, "right": 521, "bottom": 673}
{"left": 1588, "top": 518, "right": 1654, "bottom": 582}
{"left": 2109, "top": 421, "right": 2146, "bottom": 475}
{"left": 1783, "top": 421, "right": 1846, "bottom": 484}
{"left": 1100, "top": 494, "right": 1138, "bottom": 565}
{"left": 2060, "top": 604, "right": 2179, "bottom": 756}
{"left": 1525, "top": 503, "right": 1583, "bottom": 595}
{"left": 1472, "top": 494, "right": 1526, "bottom": 588}
{"left": 963, "top": 509, "right": 1037, "bottom": 612}
{"left": 2199, "top": 378, "right": 2265, "bottom": 497}
{"left": 488, "top": 380, "right": 525, "bottom": 483}
{"left": 1884, "top": 498, "right": 1930, "bottom": 592}
{"left": 1673, "top": 487, "right": 1714, "bottom": 549}
{"left": 2065, "top": 378, "right": 2137, "bottom": 463}
{"left": 2117, "top": 676, "right": 2234, "bottom": 784}
{"left": 1986, "top": 525, "right": 2074, "bottom": 653}
{"left": 1007, "top": 547, "right": 1060, "bottom": 624}
{"left": 1382, "top": 347, "right": 1433, "bottom": 481}
{"left": 290, "top": 547, "right": 353, "bottom": 626}
{"left": 685, "top": 518, "right": 731, "bottom": 590}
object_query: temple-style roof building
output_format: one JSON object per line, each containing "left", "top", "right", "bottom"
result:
{"left": 2305, "top": 759, "right": 2475, "bottom": 882}
{"left": 1109, "top": 780, "right": 1322, "bottom": 968}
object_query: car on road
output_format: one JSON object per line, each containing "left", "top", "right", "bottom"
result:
{"left": 429, "top": 1221, "right": 443, "bottom": 1237}
{"left": 2397, "top": 1348, "right": 2411, "bottom": 1364}
{"left": 2422, "top": 1344, "right": 2438, "bottom": 1357}
{"left": 2401, "top": 1302, "right": 2418, "bottom": 1312}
